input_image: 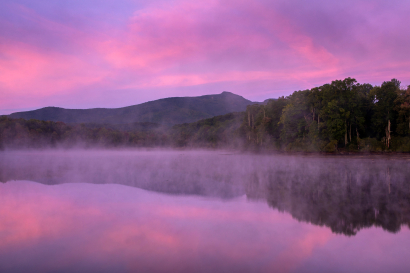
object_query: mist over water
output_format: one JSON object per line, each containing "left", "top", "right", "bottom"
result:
{"left": 1, "top": 150, "right": 410, "bottom": 272}
{"left": 1, "top": 150, "right": 249, "bottom": 197}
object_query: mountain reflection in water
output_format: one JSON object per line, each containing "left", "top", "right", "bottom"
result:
{"left": 1, "top": 150, "right": 410, "bottom": 237}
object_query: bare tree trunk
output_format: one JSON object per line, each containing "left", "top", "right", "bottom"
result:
{"left": 349, "top": 123, "right": 352, "bottom": 142}
{"left": 386, "top": 110, "right": 391, "bottom": 148}
{"left": 252, "top": 114, "right": 254, "bottom": 129}
{"left": 356, "top": 127, "right": 360, "bottom": 149}
{"left": 385, "top": 120, "right": 391, "bottom": 148}
{"left": 385, "top": 119, "right": 391, "bottom": 148}
{"left": 385, "top": 127, "right": 388, "bottom": 147}
{"left": 248, "top": 111, "right": 251, "bottom": 127}
{"left": 387, "top": 119, "right": 391, "bottom": 148}
{"left": 345, "top": 120, "right": 348, "bottom": 146}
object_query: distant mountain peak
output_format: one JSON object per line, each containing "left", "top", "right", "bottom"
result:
{"left": 220, "top": 91, "right": 239, "bottom": 96}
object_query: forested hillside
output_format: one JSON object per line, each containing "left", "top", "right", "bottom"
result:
{"left": 0, "top": 117, "right": 169, "bottom": 149}
{"left": 9, "top": 91, "right": 253, "bottom": 125}
{"left": 171, "top": 112, "right": 245, "bottom": 148}
{"left": 2, "top": 78, "right": 410, "bottom": 152}
{"left": 0, "top": 113, "right": 242, "bottom": 149}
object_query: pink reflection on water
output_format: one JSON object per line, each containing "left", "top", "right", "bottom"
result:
{"left": 0, "top": 181, "right": 409, "bottom": 273}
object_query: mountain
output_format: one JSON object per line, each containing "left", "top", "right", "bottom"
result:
{"left": 9, "top": 91, "right": 256, "bottom": 125}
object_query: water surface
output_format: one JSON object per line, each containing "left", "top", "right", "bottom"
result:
{"left": 1, "top": 150, "right": 410, "bottom": 272}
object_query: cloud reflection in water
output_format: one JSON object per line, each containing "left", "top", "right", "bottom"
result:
{"left": 1, "top": 150, "right": 410, "bottom": 272}
{"left": 0, "top": 180, "right": 408, "bottom": 272}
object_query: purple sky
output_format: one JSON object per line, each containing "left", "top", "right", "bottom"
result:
{"left": 1, "top": 0, "right": 410, "bottom": 114}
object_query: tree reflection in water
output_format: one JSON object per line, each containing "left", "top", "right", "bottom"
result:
{"left": 245, "top": 157, "right": 410, "bottom": 235}
{"left": 1, "top": 150, "right": 409, "bottom": 236}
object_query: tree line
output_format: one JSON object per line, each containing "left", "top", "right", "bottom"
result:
{"left": 0, "top": 117, "right": 169, "bottom": 149}
{"left": 1, "top": 78, "right": 410, "bottom": 152}
{"left": 242, "top": 78, "right": 410, "bottom": 152}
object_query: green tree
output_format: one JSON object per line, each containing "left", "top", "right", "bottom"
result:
{"left": 370, "top": 79, "right": 400, "bottom": 148}
{"left": 394, "top": 85, "right": 410, "bottom": 136}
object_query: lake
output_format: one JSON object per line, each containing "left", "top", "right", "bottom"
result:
{"left": 1, "top": 150, "right": 410, "bottom": 272}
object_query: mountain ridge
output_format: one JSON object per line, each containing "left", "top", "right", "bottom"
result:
{"left": 9, "top": 91, "right": 258, "bottom": 125}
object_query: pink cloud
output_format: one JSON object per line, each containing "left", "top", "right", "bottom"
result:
{"left": 0, "top": 0, "right": 409, "bottom": 113}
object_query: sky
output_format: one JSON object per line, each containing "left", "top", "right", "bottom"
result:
{"left": 1, "top": 0, "right": 410, "bottom": 114}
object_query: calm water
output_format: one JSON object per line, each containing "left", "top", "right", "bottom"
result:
{"left": 1, "top": 150, "right": 410, "bottom": 272}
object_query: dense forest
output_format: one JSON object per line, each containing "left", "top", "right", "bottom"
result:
{"left": 1, "top": 78, "right": 410, "bottom": 152}
{"left": 242, "top": 77, "right": 410, "bottom": 152}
